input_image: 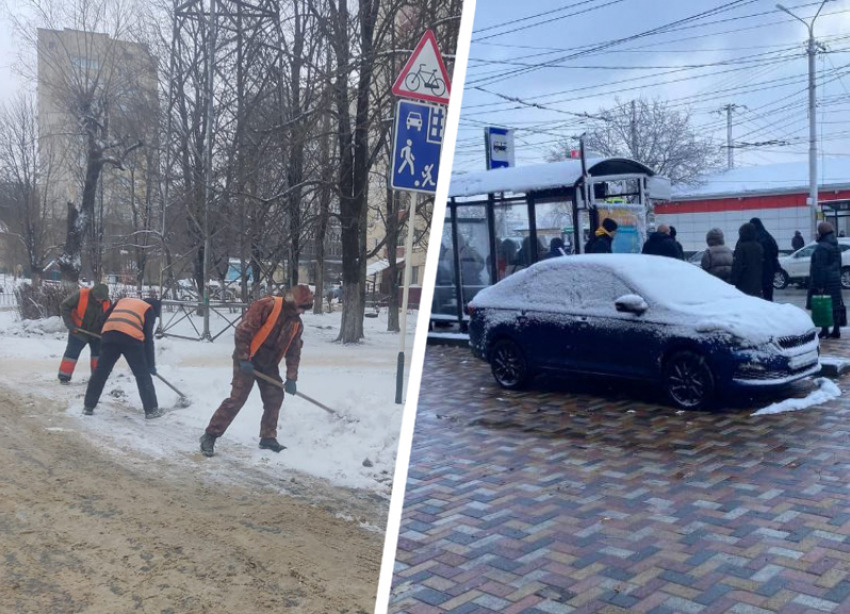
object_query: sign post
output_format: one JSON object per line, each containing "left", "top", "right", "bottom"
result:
{"left": 390, "top": 30, "right": 450, "bottom": 404}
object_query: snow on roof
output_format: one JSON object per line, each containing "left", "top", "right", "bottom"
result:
{"left": 367, "top": 257, "right": 404, "bottom": 276}
{"left": 448, "top": 157, "right": 656, "bottom": 198}
{"left": 673, "top": 158, "right": 850, "bottom": 200}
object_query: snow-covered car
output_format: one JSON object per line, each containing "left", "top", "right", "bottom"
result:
{"left": 775, "top": 238, "right": 850, "bottom": 289}
{"left": 468, "top": 255, "right": 819, "bottom": 410}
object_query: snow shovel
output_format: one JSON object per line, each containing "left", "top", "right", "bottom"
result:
{"left": 250, "top": 369, "right": 348, "bottom": 420}
{"left": 153, "top": 373, "right": 192, "bottom": 408}
{"left": 76, "top": 328, "right": 191, "bottom": 408}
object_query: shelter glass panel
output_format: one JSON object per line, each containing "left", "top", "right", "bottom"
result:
{"left": 433, "top": 211, "right": 458, "bottom": 318}
{"left": 493, "top": 201, "right": 532, "bottom": 280}
{"left": 457, "top": 205, "right": 492, "bottom": 313}
{"left": 535, "top": 200, "right": 574, "bottom": 257}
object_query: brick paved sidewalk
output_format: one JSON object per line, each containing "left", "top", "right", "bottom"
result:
{"left": 390, "top": 338, "right": 850, "bottom": 614}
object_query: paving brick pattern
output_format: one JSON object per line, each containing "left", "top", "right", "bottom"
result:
{"left": 390, "top": 339, "right": 850, "bottom": 613}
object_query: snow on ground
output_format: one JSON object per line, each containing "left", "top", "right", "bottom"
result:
{"left": 0, "top": 306, "right": 414, "bottom": 495}
{"left": 752, "top": 378, "right": 841, "bottom": 416}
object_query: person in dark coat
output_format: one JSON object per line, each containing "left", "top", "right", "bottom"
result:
{"left": 807, "top": 222, "right": 844, "bottom": 339}
{"left": 749, "top": 217, "right": 780, "bottom": 301}
{"left": 545, "top": 237, "right": 566, "bottom": 259}
{"left": 732, "top": 223, "right": 764, "bottom": 298}
{"left": 700, "top": 228, "right": 733, "bottom": 283}
{"left": 585, "top": 218, "right": 618, "bottom": 254}
{"left": 641, "top": 224, "right": 680, "bottom": 259}
{"left": 669, "top": 226, "right": 685, "bottom": 259}
{"left": 792, "top": 230, "right": 805, "bottom": 252}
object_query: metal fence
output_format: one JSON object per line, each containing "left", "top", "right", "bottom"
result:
{"left": 157, "top": 299, "right": 249, "bottom": 342}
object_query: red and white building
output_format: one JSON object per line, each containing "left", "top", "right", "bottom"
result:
{"left": 655, "top": 158, "right": 850, "bottom": 253}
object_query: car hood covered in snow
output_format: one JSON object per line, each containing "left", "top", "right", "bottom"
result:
{"left": 473, "top": 254, "right": 815, "bottom": 345}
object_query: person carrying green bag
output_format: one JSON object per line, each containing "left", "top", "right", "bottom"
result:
{"left": 807, "top": 222, "right": 845, "bottom": 339}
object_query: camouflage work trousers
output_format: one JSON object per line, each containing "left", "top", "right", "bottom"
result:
{"left": 205, "top": 362, "right": 284, "bottom": 439}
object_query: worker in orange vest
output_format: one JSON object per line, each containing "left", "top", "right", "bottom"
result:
{"left": 83, "top": 297, "right": 164, "bottom": 419}
{"left": 59, "top": 284, "right": 111, "bottom": 383}
{"left": 199, "top": 285, "right": 313, "bottom": 457}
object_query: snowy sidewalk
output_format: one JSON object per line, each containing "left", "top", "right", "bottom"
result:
{"left": 0, "top": 307, "right": 415, "bottom": 523}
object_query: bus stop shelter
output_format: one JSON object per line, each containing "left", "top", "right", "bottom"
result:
{"left": 432, "top": 157, "right": 670, "bottom": 333}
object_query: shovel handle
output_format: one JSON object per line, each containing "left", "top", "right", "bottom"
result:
{"left": 251, "top": 369, "right": 337, "bottom": 415}
{"left": 154, "top": 373, "right": 189, "bottom": 400}
{"left": 76, "top": 328, "right": 102, "bottom": 339}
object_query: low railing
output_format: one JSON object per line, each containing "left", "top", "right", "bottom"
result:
{"left": 157, "top": 299, "right": 249, "bottom": 342}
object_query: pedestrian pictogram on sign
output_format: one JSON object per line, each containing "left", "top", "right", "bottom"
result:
{"left": 392, "top": 30, "right": 452, "bottom": 105}
{"left": 391, "top": 100, "right": 445, "bottom": 194}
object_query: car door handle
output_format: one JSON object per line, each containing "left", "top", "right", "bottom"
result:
{"left": 578, "top": 316, "right": 589, "bottom": 324}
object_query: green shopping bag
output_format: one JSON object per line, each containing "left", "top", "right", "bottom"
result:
{"left": 811, "top": 294, "right": 834, "bottom": 327}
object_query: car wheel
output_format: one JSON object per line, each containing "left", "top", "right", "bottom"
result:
{"left": 773, "top": 269, "right": 789, "bottom": 290}
{"left": 489, "top": 339, "right": 530, "bottom": 390}
{"left": 842, "top": 267, "right": 850, "bottom": 290}
{"left": 663, "top": 350, "right": 715, "bottom": 410}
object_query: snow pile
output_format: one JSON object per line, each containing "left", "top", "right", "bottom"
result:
{"left": 752, "top": 378, "right": 841, "bottom": 416}
{"left": 450, "top": 157, "right": 608, "bottom": 197}
{"left": 5, "top": 315, "right": 68, "bottom": 337}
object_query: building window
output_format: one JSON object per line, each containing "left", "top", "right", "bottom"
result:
{"left": 412, "top": 266, "right": 419, "bottom": 285}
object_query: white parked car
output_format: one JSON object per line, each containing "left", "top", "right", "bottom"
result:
{"left": 774, "top": 239, "right": 850, "bottom": 289}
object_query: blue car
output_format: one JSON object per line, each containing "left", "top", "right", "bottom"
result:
{"left": 468, "top": 255, "right": 820, "bottom": 409}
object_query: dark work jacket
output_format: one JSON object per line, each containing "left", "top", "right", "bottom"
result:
{"left": 807, "top": 232, "right": 844, "bottom": 313}
{"left": 641, "top": 232, "right": 680, "bottom": 259}
{"left": 731, "top": 239, "right": 764, "bottom": 298}
{"left": 101, "top": 306, "right": 157, "bottom": 370}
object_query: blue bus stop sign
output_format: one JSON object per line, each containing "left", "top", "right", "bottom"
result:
{"left": 391, "top": 99, "right": 445, "bottom": 194}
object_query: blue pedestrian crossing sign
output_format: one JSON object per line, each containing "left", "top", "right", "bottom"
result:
{"left": 391, "top": 99, "right": 445, "bottom": 194}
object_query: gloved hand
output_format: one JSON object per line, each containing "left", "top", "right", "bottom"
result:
{"left": 285, "top": 379, "right": 297, "bottom": 395}
{"left": 149, "top": 366, "right": 157, "bottom": 376}
{"left": 239, "top": 360, "right": 254, "bottom": 375}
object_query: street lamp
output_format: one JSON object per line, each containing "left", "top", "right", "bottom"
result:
{"left": 776, "top": 1, "right": 829, "bottom": 240}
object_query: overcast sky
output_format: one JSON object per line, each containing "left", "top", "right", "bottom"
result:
{"left": 0, "top": 13, "right": 24, "bottom": 104}
{"left": 453, "top": 0, "right": 850, "bottom": 178}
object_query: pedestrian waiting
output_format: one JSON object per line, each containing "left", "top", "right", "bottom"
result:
{"left": 700, "top": 228, "right": 733, "bottom": 283}
{"left": 732, "top": 222, "right": 763, "bottom": 298}
{"left": 585, "top": 218, "right": 618, "bottom": 253}
{"left": 641, "top": 224, "right": 680, "bottom": 259}
{"left": 669, "top": 226, "right": 685, "bottom": 259}
{"left": 807, "top": 221, "right": 845, "bottom": 339}
{"left": 792, "top": 230, "right": 805, "bottom": 251}
{"left": 749, "top": 217, "right": 780, "bottom": 301}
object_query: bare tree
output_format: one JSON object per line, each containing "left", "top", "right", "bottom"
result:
{"left": 548, "top": 97, "right": 724, "bottom": 186}
{"left": 0, "top": 93, "right": 61, "bottom": 286}
{"left": 10, "top": 0, "right": 149, "bottom": 284}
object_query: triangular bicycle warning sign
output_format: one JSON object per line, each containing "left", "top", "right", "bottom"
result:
{"left": 392, "top": 30, "right": 451, "bottom": 105}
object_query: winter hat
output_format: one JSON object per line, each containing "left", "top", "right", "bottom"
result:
{"left": 749, "top": 217, "right": 765, "bottom": 232}
{"left": 601, "top": 218, "right": 618, "bottom": 233}
{"left": 818, "top": 221, "right": 835, "bottom": 237}
{"left": 706, "top": 228, "right": 725, "bottom": 247}
{"left": 669, "top": 226, "right": 678, "bottom": 238}
{"left": 550, "top": 237, "right": 565, "bottom": 251}
{"left": 286, "top": 284, "right": 314, "bottom": 309}
{"left": 91, "top": 283, "right": 110, "bottom": 301}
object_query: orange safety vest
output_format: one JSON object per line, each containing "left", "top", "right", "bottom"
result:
{"left": 71, "top": 288, "right": 110, "bottom": 328}
{"left": 102, "top": 298, "right": 151, "bottom": 341}
{"left": 249, "top": 297, "right": 283, "bottom": 359}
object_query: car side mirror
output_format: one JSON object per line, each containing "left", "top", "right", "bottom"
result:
{"left": 615, "top": 294, "right": 648, "bottom": 315}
